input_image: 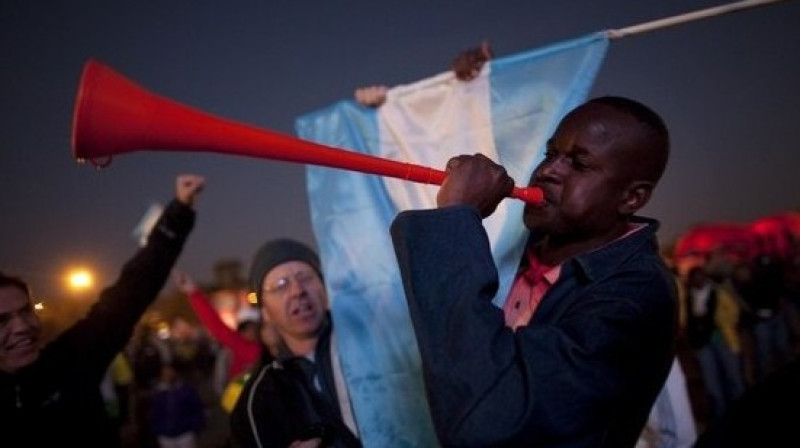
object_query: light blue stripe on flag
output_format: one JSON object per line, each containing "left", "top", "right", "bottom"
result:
{"left": 295, "top": 32, "right": 608, "bottom": 448}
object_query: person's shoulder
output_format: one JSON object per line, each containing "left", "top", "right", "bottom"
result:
{"left": 623, "top": 217, "right": 665, "bottom": 261}
{"left": 229, "top": 360, "right": 283, "bottom": 421}
{"left": 238, "top": 359, "right": 280, "bottom": 392}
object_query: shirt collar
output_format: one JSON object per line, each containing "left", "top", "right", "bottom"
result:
{"left": 523, "top": 247, "right": 561, "bottom": 284}
{"left": 526, "top": 216, "right": 661, "bottom": 283}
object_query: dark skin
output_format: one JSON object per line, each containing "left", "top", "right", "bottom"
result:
{"left": 451, "top": 40, "right": 493, "bottom": 81}
{"left": 437, "top": 101, "right": 658, "bottom": 266}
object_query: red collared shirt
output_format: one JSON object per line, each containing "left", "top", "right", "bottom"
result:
{"left": 503, "top": 250, "right": 561, "bottom": 331}
{"left": 504, "top": 223, "right": 645, "bottom": 331}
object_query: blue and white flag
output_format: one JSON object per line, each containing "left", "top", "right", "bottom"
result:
{"left": 295, "top": 32, "right": 608, "bottom": 448}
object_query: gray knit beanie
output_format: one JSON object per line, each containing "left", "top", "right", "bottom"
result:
{"left": 248, "top": 238, "right": 322, "bottom": 303}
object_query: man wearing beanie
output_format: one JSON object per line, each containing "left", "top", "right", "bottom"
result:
{"left": 230, "top": 238, "right": 362, "bottom": 448}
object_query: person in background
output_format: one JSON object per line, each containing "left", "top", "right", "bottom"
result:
{"left": 0, "top": 174, "right": 204, "bottom": 448}
{"left": 101, "top": 351, "right": 135, "bottom": 444}
{"left": 719, "top": 259, "right": 758, "bottom": 386}
{"left": 148, "top": 362, "right": 206, "bottom": 448}
{"left": 172, "top": 269, "right": 280, "bottom": 416}
{"left": 683, "top": 265, "right": 747, "bottom": 425}
{"left": 229, "top": 238, "right": 362, "bottom": 448}
{"left": 782, "top": 251, "right": 800, "bottom": 353}
{"left": 130, "top": 321, "right": 174, "bottom": 448}
{"left": 390, "top": 96, "right": 676, "bottom": 447}
{"left": 636, "top": 357, "right": 697, "bottom": 448}
{"left": 166, "top": 316, "right": 214, "bottom": 382}
{"left": 172, "top": 271, "right": 261, "bottom": 389}
{"left": 741, "top": 255, "right": 792, "bottom": 383}
{"left": 692, "top": 353, "right": 800, "bottom": 448}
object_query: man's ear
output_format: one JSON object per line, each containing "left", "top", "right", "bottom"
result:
{"left": 619, "top": 181, "right": 654, "bottom": 215}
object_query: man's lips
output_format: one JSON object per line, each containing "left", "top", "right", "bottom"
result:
{"left": 529, "top": 185, "right": 556, "bottom": 206}
{"left": 290, "top": 301, "right": 315, "bottom": 318}
{"left": 517, "top": 186, "right": 545, "bottom": 205}
{"left": 6, "top": 337, "right": 37, "bottom": 356}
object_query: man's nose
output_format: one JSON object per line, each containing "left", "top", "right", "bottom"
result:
{"left": 534, "top": 157, "right": 564, "bottom": 183}
{"left": 285, "top": 276, "right": 305, "bottom": 296}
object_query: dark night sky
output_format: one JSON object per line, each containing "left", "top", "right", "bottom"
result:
{"left": 2, "top": 0, "right": 798, "bottom": 299}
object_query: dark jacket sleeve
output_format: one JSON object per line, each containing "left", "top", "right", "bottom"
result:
{"left": 46, "top": 199, "right": 195, "bottom": 382}
{"left": 391, "top": 206, "right": 519, "bottom": 446}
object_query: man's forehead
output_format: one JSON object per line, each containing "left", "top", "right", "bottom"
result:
{"left": 567, "top": 100, "right": 633, "bottom": 124}
{"left": 265, "top": 260, "right": 315, "bottom": 278}
{"left": 0, "top": 286, "right": 30, "bottom": 314}
{"left": 554, "top": 118, "right": 617, "bottom": 149}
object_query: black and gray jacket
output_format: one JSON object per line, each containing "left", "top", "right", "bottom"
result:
{"left": 230, "top": 315, "right": 362, "bottom": 448}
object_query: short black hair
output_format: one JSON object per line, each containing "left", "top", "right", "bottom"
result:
{"left": 0, "top": 271, "right": 31, "bottom": 298}
{"left": 588, "top": 96, "right": 668, "bottom": 140}
{"left": 587, "top": 96, "right": 670, "bottom": 183}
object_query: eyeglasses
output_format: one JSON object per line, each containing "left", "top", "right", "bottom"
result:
{"left": 262, "top": 270, "right": 318, "bottom": 297}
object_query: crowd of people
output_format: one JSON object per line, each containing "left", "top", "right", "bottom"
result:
{"left": 3, "top": 41, "right": 799, "bottom": 448}
{"left": 673, "top": 243, "right": 800, "bottom": 447}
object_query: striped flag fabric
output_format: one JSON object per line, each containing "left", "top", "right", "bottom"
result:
{"left": 295, "top": 32, "right": 608, "bottom": 448}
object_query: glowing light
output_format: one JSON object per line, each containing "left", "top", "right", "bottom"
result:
{"left": 65, "top": 267, "right": 94, "bottom": 292}
{"left": 247, "top": 292, "right": 258, "bottom": 304}
{"left": 156, "top": 321, "right": 171, "bottom": 340}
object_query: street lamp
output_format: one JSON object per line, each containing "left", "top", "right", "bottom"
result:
{"left": 65, "top": 267, "right": 94, "bottom": 294}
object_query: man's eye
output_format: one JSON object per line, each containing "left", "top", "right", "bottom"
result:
{"left": 571, "top": 157, "right": 589, "bottom": 170}
{"left": 296, "top": 272, "right": 314, "bottom": 283}
{"left": 267, "top": 278, "right": 289, "bottom": 292}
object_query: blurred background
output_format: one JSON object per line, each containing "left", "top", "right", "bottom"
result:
{"left": 1, "top": 0, "right": 798, "bottom": 300}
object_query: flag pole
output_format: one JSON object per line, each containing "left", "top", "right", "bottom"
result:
{"left": 606, "top": 0, "right": 791, "bottom": 39}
